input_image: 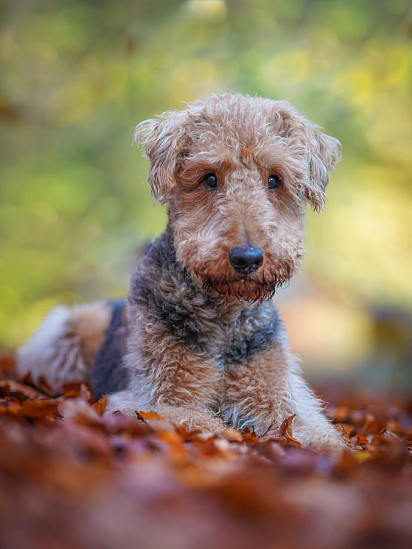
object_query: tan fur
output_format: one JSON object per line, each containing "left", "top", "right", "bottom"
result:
{"left": 221, "top": 342, "right": 290, "bottom": 434}
{"left": 17, "top": 302, "right": 111, "bottom": 384}
{"left": 68, "top": 303, "right": 112, "bottom": 366}
{"left": 19, "top": 94, "right": 346, "bottom": 452}
{"left": 125, "top": 93, "right": 344, "bottom": 451}
{"left": 135, "top": 94, "right": 340, "bottom": 303}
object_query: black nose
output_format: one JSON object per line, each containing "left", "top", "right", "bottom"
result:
{"left": 229, "top": 244, "right": 264, "bottom": 274}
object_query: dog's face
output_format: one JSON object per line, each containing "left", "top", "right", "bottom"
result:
{"left": 135, "top": 94, "right": 341, "bottom": 302}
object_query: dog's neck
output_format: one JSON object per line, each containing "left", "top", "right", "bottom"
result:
{"left": 130, "top": 225, "right": 279, "bottom": 354}
{"left": 146, "top": 225, "right": 262, "bottom": 318}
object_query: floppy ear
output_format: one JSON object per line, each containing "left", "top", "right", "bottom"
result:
{"left": 134, "top": 109, "right": 191, "bottom": 203}
{"left": 304, "top": 126, "right": 342, "bottom": 211}
{"left": 273, "top": 101, "right": 342, "bottom": 211}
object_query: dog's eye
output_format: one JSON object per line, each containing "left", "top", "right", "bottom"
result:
{"left": 203, "top": 173, "right": 218, "bottom": 190}
{"left": 268, "top": 174, "right": 282, "bottom": 191}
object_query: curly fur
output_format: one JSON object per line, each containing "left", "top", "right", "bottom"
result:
{"left": 18, "top": 94, "right": 345, "bottom": 453}
{"left": 135, "top": 94, "right": 340, "bottom": 303}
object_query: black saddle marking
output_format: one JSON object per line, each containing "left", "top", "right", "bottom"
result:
{"left": 91, "top": 300, "right": 129, "bottom": 400}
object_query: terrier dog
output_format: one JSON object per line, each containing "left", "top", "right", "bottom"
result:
{"left": 18, "top": 94, "right": 345, "bottom": 451}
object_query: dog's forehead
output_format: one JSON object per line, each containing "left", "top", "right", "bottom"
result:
{"left": 187, "top": 140, "right": 288, "bottom": 171}
{"left": 186, "top": 99, "right": 294, "bottom": 152}
{"left": 187, "top": 119, "right": 290, "bottom": 167}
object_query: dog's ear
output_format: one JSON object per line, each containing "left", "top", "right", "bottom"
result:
{"left": 304, "top": 126, "right": 342, "bottom": 211}
{"left": 274, "top": 102, "right": 342, "bottom": 211}
{"left": 134, "top": 109, "right": 191, "bottom": 203}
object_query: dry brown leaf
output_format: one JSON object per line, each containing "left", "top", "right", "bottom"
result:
{"left": 0, "top": 354, "right": 411, "bottom": 549}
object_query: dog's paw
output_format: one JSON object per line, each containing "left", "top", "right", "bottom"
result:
{"left": 294, "top": 423, "right": 349, "bottom": 455}
{"left": 154, "top": 405, "right": 225, "bottom": 433}
{"left": 262, "top": 414, "right": 348, "bottom": 455}
{"left": 105, "top": 395, "right": 224, "bottom": 433}
{"left": 105, "top": 390, "right": 143, "bottom": 417}
{"left": 220, "top": 407, "right": 273, "bottom": 436}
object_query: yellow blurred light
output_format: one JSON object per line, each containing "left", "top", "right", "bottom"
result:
{"left": 185, "top": 0, "right": 227, "bottom": 20}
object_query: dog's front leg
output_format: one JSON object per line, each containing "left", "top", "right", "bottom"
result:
{"left": 284, "top": 356, "right": 347, "bottom": 452}
{"left": 221, "top": 342, "right": 289, "bottom": 435}
{"left": 106, "top": 324, "right": 224, "bottom": 432}
{"left": 146, "top": 346, "right": 225, "bottom": 432}
{"left": 222, "top": 342, "right": 345, "bottom": 452}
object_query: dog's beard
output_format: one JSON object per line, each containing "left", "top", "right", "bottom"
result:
{"left": 202, "top": 279, "right": 276, "bottom": 303}
{"left": 187, "top": 255, "right": 298, "bottom": 304}
{"left": 201, "top": 267, "right": 294, "bottom": 304}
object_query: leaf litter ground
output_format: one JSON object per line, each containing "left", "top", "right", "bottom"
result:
{"left": 0, "top": 354, "right": 411, "bottom": 549}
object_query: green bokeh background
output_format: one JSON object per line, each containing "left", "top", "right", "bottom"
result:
{"left": 1, "top": 0, "right": 411, "bottom": 382}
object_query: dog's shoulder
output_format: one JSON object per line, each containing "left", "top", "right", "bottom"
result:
{"left": 128, "top": 228, "right": 208, "bottom": 346}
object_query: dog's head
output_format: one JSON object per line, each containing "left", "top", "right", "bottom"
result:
{"left": 135, "top": 94, "right": 341, "bottom": 302}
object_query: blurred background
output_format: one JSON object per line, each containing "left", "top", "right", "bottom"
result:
{"left": 1, "top": 0, "right": 411, "bottom": 390}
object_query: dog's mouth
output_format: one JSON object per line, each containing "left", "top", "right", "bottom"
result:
{"left": 202, "top": 276, "right": 280, "bottom": 303}
{"left": 190, "top": 256, "right": 297, "bottom": 303}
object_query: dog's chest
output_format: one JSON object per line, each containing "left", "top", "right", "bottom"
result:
{"left": 171, "top": 291, "right": 282, "bottom": 369}
{"left": 133, "top": 253, "right": 282, "bottom": 369}
{"left": 211, "top": 305, "right": 281, "bottom": 369}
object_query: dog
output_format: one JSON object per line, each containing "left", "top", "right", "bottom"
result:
{"left": 17, "top": 93, "right": 345, "bottom": 452}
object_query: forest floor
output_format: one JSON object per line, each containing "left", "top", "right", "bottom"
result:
{"left": 0, "top": 354, "right": 411, "bottom": 549}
